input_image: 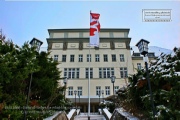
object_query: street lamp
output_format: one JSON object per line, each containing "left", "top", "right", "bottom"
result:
{"left": 24, "top": 38, "right": 43, "bottom": 120}
{"left": 136, "top": 39, "right": 156, "bottom": 118}
{"left": 63, "top": 77, "right": 68, "bottom": 98}
{"left": 110, "top": 76, "right": 116, "bottom": 95}
{"left": 97, "top": 91, "right": 101, "bottom": 104}
{"left": 29, "top": 38, "right": 43, "bottom": 52}
{"left": 78, "top": 92, "right": 80, "bottom": 109}
{"left": 101, "top": 90, "right": 104, "bottom": 102}
{"left": 74, "top": 90, "right": 77, "bottom": 109}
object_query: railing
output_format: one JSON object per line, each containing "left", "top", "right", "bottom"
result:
{"left": 101, "top": 108, "right": 139, "bottom": 120}
{"left": 44, "top": 109, "right": 79, "bottom": 120}
{"left": 111, "top": 108, "right": 139, "bottom": 120}
{"left": 102, "top": 108, "right": 112, "bottom": 120}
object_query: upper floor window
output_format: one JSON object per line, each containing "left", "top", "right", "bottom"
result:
{"left": 78, "top": 87, "right": 82, "bottom": 96}
{"left": 87, "top": 54, "right": 91, "bottom": 62}
{"left": 99, "top": 68, "right": 114, "bottom": 78}
{"left": 120, "top": 67, "right": 128, "bottom": 78}
{"left": 70, "top": 55, "right": 74, "bottom": 62}
{"left": 104, "top": 54, "right": 108, "bottom": 62}
{"left": 54, "top": 55, "right": 58, "bottom": 61}
{"left": 64, "top": 68, "right": 79, "bottom": 79}
{"left": 96, "top": 86, "right": 101, "bottom": 96}
{"left": 68, "top": 87, "right": 73, "bottom": 96}
{"left": 137, "top": 63, "right": 142, "bottom": 70}
{"left": 62, "top": 55, "right": 66, "bottom": 62}
{"left": 79, "top": 55, "right": 83, "bottom": 62}
{"left": 95, "top": 54, "right": 100, "bottom": 62}
{"left": 114, "top": 86, "right": 119, "bottom": 93}
{"left": 111, "top": 54, "right": 116, "bottom": 62}
{"left": 105, "top": 86, "right": 110, "bottom": 95}
{"left": 85, "top": 68, "right": 93, "bottom": 78}
{"left": 120, "top": 54, "right": 125, "bottom": 62}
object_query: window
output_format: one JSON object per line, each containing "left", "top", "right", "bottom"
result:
{"left": 104, "top": 54, "right": 108, "bottom": 62}
{"left": 120, "top": 54, "right": 125, "bottom": 62}
{"left": 137, "top": 63, "right": 142, "bottom": 70}
{"left": 99, "top": 68, "right": 114, "bottom": 78}
{"left": 95, "top": 54, "right": 100, "bottom": 62}
{"left": 96, "top": 86, "right": 101, "bottom": 95}
{"left": 85, "top": 68, "right": 93, "bottom": 78}
{"left": 112, "top": 54, "right": 116, "bottom": 62}
{"left": 78, "top": 87, "right": 82, "bottom": 96}
{"left": 64, "top": 68, "right": 80, "bottom": 79}
{"left": 54, "top": 55, "right": 58, "bottom": 61}
{"left": 76, "top": 68, "right": 79, "bottom": 78}
{"left": 120, "top": 67, "right": 128, "bottom": 78}
{"left": 79, "top": 55, "right": 83, "bottom": 62}
{"left": 87, "top": 54, "right": 91, "bottom": 62}
{"left": 114, "top": 86, "right": 119, "bottom": 93}
{"left": 105, "top": 86, "right": 110, "bottom": 95}
{"left": 68, "top": 87, "right": 73, "bottom": 96}
{"left": 70, "top": 55, "right": 74, "bottom": 62}
{"left": 62, "top": 55, "right": 66, "bottom": 62}
{"left": 64, "top": 68, "right": 67, "bottom": 77}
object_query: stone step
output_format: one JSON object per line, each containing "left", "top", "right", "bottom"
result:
{"left": 74, "top": 115, "right": 106, "bottom": 120}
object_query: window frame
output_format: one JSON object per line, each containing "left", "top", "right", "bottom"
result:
{"left": 68, "top": 87, "right": 73, "bottom": 96}
{"left": 120, "top": 54, "right": 125, "bottom": 62}
{"left": 105, "top": 86, "right": 110, "bottom": 95}
{"left": 70, "top": 55, "right": 75, "bottom": 62}
{"left": 96, "top": 86, "right": 101, "bottom": 96}
{"left": 79, "top": 54, "right": 83, "bottom": 62}
{"left": 103, "top": 54, "right": 108, "bottom": 62}
{"left": 111, "top": 54, "right": 116, "bottom": 62}
{"left": 62, "top": 55, "right": 66, "bottom": 62}
{"left": 54, "top": 55, "right": 58, "bottom": 61}
{"left": 95, "top": 54, "right": 100, "bottom": 62}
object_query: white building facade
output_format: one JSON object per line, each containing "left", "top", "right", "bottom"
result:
{"left": 46, "top": 28, "right": 156, "bottom": 112}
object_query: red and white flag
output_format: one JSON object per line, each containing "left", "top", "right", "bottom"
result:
{"left": 89, "top": 12, "right": 100, "bottom": 46}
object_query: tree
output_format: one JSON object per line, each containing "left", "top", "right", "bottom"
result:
{"left": 0, "top": 36, "right": 70, "bottom": 119}
{"left": 123, "top": 47, "right": 180, "bottom": 119}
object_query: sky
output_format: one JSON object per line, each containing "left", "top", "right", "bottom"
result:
{"left": 0, "top": 0, "right": 180, "bottom": 50}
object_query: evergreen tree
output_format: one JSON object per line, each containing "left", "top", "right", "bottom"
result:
{"left": 124, "top": 47, "right": 180, "bottom": 119}
{"left": 0, "top": 37, "right": 70, "bottom": 119}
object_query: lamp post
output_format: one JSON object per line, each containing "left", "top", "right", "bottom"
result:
{"left": 97, "top": 91, "right": 101, "bottom": 104}
{"left": 74, "top": 90, "right": 77, "bottom": 109}
{"left": 136, "top": 39, "right": 156, "bottom": 118}
{"left": 101, "top": 90, "right": 104, "bottom": 102}
{"left": 63, "top": 77, "right": 68, "bottom": 98}
{"left": 24, "top": 38, "right": 43, "bottom": 120}
{"left": 78, "top": 92, "right": 80, "bottom": 109}
{"left": 110, "top": 76, "right": 116, "bottom": 95}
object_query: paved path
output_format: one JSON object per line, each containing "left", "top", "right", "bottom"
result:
{"left": 74, "top": 115, "right": 106, "bottom": 120}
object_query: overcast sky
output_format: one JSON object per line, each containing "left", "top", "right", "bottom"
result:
{"left": 0, "top": 0, "right": 180, "bottom": 50}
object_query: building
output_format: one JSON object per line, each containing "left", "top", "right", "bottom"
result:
{"left": 46, "top": 28, "right": 156, "bottom": 112}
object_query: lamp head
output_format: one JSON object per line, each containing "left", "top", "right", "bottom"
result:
{"left": 136, "top": 39, "right": 149, "bottom": 56}
{"left": 110, "top": 76, "right": 116, "bottom": 83}
{"left": 29, "top": 38, "right": 43, "bottom": 52}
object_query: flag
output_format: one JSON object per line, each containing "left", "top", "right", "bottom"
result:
{"left": 89, "top": 12, "right": 100, "bottom": 46}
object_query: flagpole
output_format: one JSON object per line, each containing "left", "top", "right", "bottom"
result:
{"left": 88, "top": 10, "right": 91, "bottom": 120}
{"left": 88, "top": 45, "right": 90, "bottom": 120}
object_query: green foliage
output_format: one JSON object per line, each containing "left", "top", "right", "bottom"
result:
{"left": 99, "top": 101, "right": 115, "bottom": 113}
{"left": 125, "top": 47, "right": 180, "bottom": 119}
{"left": 0, "top": 39, "right": 67, "bottom": 119}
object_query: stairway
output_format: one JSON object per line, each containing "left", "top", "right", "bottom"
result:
{"left": 74, "top": 113, "right": 106, "bottom": 120}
